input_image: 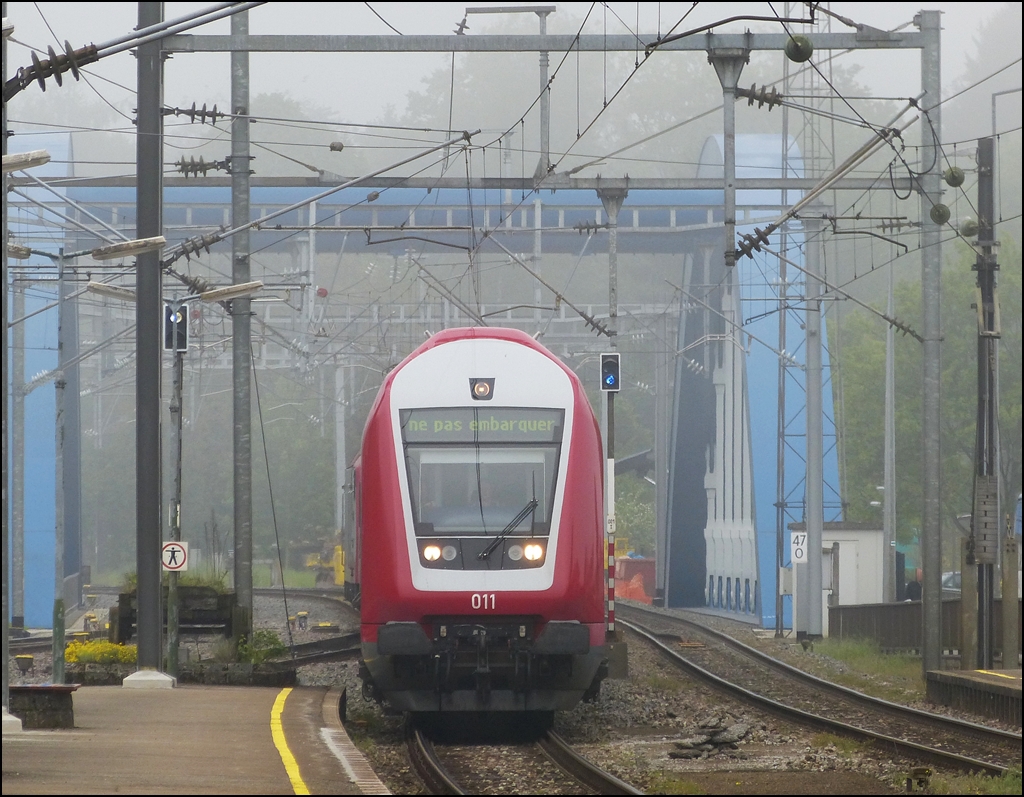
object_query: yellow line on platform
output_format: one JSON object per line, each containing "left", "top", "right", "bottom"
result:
{"left": 977, "top": 670, "right": 1019, "bottom": 680}
{"left": 272, "top": 688, "right": 311, "bottom": 795}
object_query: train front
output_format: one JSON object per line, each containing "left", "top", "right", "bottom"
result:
{"left": 358, "top": 328, "right": 607, "bottom": 713}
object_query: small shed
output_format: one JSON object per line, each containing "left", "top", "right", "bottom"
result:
{"left": 787, "top": 522, "right": 885, "bottom": 635}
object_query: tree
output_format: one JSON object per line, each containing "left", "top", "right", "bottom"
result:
{"left": 834, "top": 237, "right": 1022, "bottom": 567}
{"left": 616, "top": 474, "right": 656, "bottom": 557}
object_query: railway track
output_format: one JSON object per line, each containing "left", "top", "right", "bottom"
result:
{"left": 11, "top": 587, "right": 360, "bottom": 664}
{"left": 9, "top": 636, "right": 54, "bottom": 655}
{"left": 617, "top": 603, "right": 1020, "bottom": 777}
{"left": 406, "top": 720, "right": 644, "bottom": 795}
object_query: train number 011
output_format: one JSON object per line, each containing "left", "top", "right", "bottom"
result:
{"left": 471, "top": 593, "right": 496, "bottom": 610}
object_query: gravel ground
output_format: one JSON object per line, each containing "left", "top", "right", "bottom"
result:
{"left": 9, "top": 593, "right": 1016, "bottom": 795}
{"left": 639, "top": 602, "right": 1022, "bottom": 735}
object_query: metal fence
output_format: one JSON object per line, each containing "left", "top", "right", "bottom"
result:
{"left": 827, "top": 599, "right": 1023, "bottom": 659}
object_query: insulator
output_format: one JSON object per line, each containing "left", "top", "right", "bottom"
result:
{"left": 929, "top": 203, "right": 950, "bottom": 225}
{"left": 740, "top": 84, "right": 783, "bottom": 110}
{"left": 4, "top": 42, "right": 98, "bottom": 103}
{"left": 175, "top": 102, "right": 222, "bottom": 125}
{"left": 943, "top": 166, "right": 965, "bottom": 187}
{"left": 179, "top": 231, "right": 223, "bottom": 261}
{"left": 63, "top": 41, "right": 83, "bottom": 81}
{"left": 785, "top": 35, "right": 813, "bottom": 63}
{"left": 29, "top": 51, "right": 48, "bottom": 92}
{"left": 48, "top": 47, "right": 62, "bottom": 87}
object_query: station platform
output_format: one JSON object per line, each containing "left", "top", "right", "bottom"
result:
{"left": 2, "top": 684, "right": 390, "bottom": 795}
{"left": 926, "top": 668, "right": 1022, "bottom": 727}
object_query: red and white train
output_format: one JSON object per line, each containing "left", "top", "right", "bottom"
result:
{"left": 353, "top": 327, "right": 608, "bottom": 713}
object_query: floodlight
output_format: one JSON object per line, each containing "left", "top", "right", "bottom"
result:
{"left": 86, "top": 281, "right": 137, "bottom": 302}
{"left": 7, "top": 243, "right": 32, "bottom": 260}
{"left": 199, "top": 280, "right": 263, "bottom": 302}
{"left": 90, "top": 236, "right": 166, "bottom": 261}
{"left": 2, "top": 149, "right": 51, "bottom": 173}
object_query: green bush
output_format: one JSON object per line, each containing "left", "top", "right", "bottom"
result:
{"left": 237, "top": 629, "right": 288, "bottom": 664}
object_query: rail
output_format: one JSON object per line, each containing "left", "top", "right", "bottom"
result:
{"left": 619, "top": 610, "right": 1015, "bottom": 777}
{"left": 537, "top": 730, "right": 644, "bottom": 795}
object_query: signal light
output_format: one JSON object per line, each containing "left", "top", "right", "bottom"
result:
{"left": 164, "top": 303, "right": 188, "bottom": 352}
{"left": 600, "top": 353, "right": 620, "bottom": 392}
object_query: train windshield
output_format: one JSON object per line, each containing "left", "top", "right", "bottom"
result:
{"left": 400, "top": 408, "right": 564, "bottom": 537}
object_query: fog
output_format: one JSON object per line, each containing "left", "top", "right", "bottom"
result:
{"left": 5, "top": 3, "right": 1016, "bottom": 137}
{"left": 4, "top": 2, "right": 1021, "bottom": 606}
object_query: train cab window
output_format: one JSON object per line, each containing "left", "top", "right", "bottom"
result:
{"left": 409, "top": 449, "right": 555, "bottom": 535}
{"left": 399, "top": 407, "right": 563, "bottom": 538}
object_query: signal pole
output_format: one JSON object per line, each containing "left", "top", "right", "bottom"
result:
{"left": 599, "top": 187, "right": 625, "bottom": 638}
{"left": 167, "top": 305, "right": 186, "bottom": 678}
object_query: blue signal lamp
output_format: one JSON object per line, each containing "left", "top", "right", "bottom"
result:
{"left": 600, "top": 353, "right": 620, "bottom": 392}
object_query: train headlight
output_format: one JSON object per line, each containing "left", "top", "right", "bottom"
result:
{"left": 507, "top": 544, "right": 523, "bottom": 561}
{"left": 470, "top": 378, "right": 494, "bottom": 400}
{"left": 523, "top": 542, "right": 545, "bottom": 561}
{"left": 423, "top": 544, "right": 442, "bottom": 561}
{"left": 442, "top": 545, "right": 458, "bottom": 561}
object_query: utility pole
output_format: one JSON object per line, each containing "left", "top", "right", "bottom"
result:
{"left": 52, "top": 251, "right": 68, "bottom": 684}
{"left": 883, "top": 261, "right": 897, "bottom": 602}
{"left": 130, "top": 0, "right": 168, "bottom": 684}
{"left": 231, "top": 8, "right": 254, "bottom": 646}
{"left": 1, "top": 0, "right": 14, "bottom": 730}
{"left": 707, "top": 47, "right": 749, "bottom": 270}
{"left": 971, "top": 137, "right": 1000, "bottom": 670}
{"left": 12, "top": 280, "right": 25, "bottom": 631}
{"left": 804, "top": 216, "right": 824, "bottom": 638}
{"left": 654, "top": 312, "right": 670, "bottom": 608}
{"left": 535, "top": 6, "right": 552, "bottom": 180}
{"left": 917, "top": 9, "right": 943, "bottom": 675}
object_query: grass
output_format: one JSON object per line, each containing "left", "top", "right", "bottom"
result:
{"left": 810, "top": 732, "right": 872, "bottom": 757}
{"left": 801, "top": 637, "right": 925, "bottom": 703}
{"left": 344, "top": 707, "right": 392, "bottom": 737}
{"left": 252, "top": 566, "right": 318, "bottom": 589}
{"left": 643, "top": 673, "right": 687, "bottom": 693}
{"left": 924, "top": 766, "right": 1022, "bottom": 795}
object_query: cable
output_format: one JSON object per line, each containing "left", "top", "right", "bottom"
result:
{"left": 30, "top": 2, "right": 133, "bottom": 121}
{"left": 250, "top": 345, "right": 294, "bottom": 651}
{"left": 364, "top": 3, "right": 403, "bottom": 36}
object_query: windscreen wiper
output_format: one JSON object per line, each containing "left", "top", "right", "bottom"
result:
{"left": 477, "top": 498, "right": 538, "bottom": 560}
